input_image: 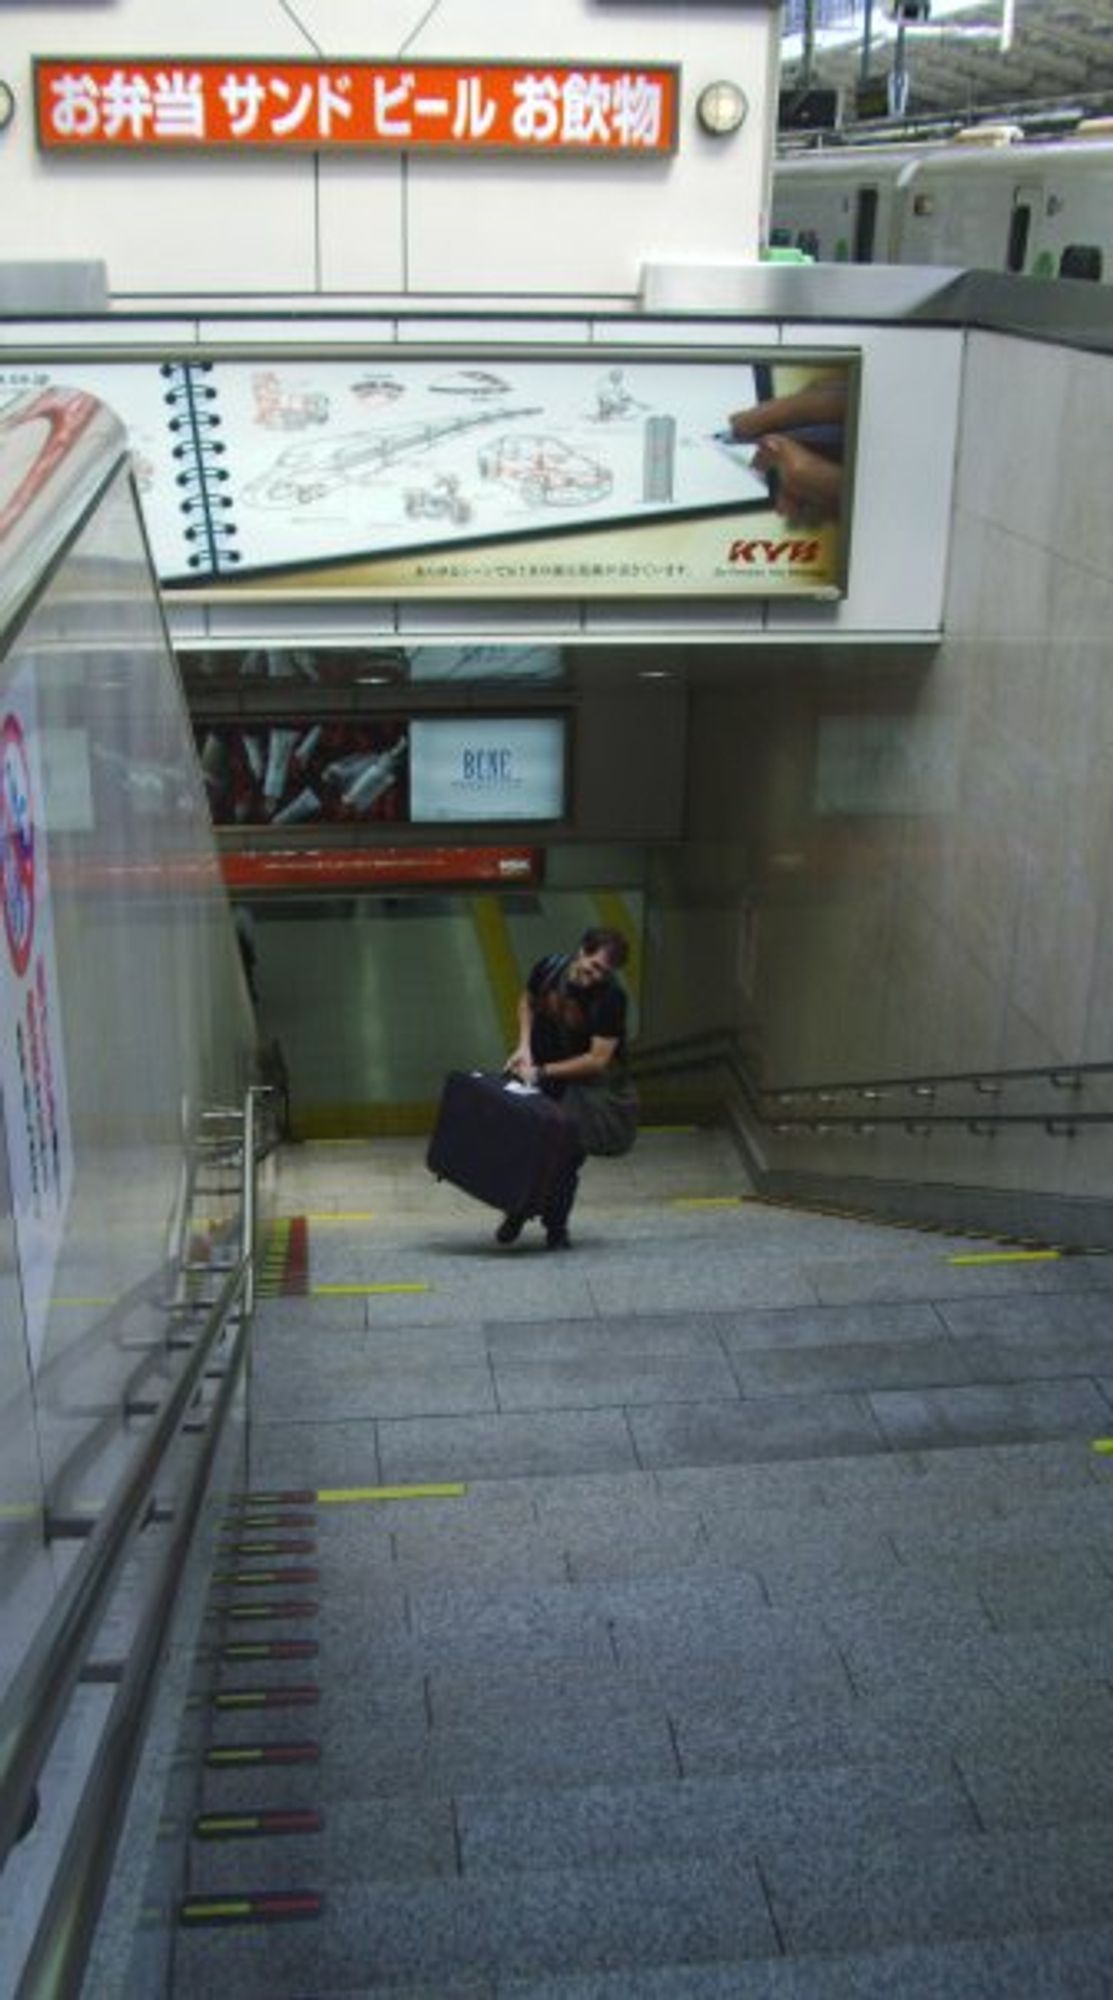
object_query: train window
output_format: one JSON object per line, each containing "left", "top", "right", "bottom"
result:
{"left": 1006, "top": 204, "right": 1031, "bottom": 274}
{"left": 853, "top": 187, "right": 879, "bottom": 263}
{"left": 1059, "top": 244, "right": 1103, "bottom": 282}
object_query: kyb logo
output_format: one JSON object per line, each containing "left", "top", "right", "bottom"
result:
{"left": 727, "top": 537, "right": 821, "bottom": 568}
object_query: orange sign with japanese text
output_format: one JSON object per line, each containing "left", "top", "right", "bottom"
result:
{"left": 219, "top": 847, "right": 542, "bottom": 890}
{"left": 34, "top": 58, "right": 679, "bottom": 155}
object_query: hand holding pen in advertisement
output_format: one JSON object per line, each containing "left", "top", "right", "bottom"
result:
{"left": 726, "top": 379, "right": 847, "bottom": 527}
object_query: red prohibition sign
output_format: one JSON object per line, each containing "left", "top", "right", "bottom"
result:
{"left": 1, "top": 715, "right": 35, "bottom": 978}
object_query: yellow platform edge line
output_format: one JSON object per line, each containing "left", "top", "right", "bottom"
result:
{"left": 311, "top": 1281, "right": 430, "bottom": 1296}
{"left": 672, "top": 1196, "right": 745, "bottom": 1210}
{"left": 315, "top": 1483, "right": 468, "bottom": 1504}
{"left": 306, "top": 1212, "right": 377, "bottom": 1222}
{"left": 947, "top": 1250, "right": 1061, "bottom": 1266}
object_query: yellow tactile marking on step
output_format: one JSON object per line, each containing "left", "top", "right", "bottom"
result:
{"left": 306, "top": 1212, "right": 377, "bottom": 1222}
{"left": 316, "top": 1484, "right": 467, "bottom": 1503}
{"left": 310, "top": 1281, "right": 430, "bottom": 1296}
{"left": 946, "top": 1250, "right": 1061, "bottom": 1266}
{"left": 672, "top": 1197, "right": 745, "bottom": 1209}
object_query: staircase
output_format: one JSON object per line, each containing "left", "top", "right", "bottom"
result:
{"left": 167, "top": 1126, "right": 1113, "bottom": 1995}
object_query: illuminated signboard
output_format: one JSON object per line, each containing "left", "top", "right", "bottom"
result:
{"left": 409, "top": 717, "right": 567, "bottom": 824}
{"left": 195, "top": 714, "right": 568, "bottom": 826}
{"left": 34, "top": 58, "right": 679, "bottom": 155}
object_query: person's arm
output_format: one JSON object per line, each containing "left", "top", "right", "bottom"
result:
{"left": 727, "top": 380, "right": 847, "bottom": 443}
{"left": 529, "top": 1033, "right": 619, "bottom": 1086}
{"left": 505, "top": 987, "right": 536, "bottom": 1076}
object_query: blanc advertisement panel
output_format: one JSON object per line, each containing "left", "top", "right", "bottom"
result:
{"left": 409, "top": 718, "right": 566, "bottom": 823}
{"left": 0, "top": 352, "right": 857, "bottom": 599}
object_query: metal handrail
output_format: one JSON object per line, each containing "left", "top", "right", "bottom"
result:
{"left": 17, "top": 1274, "right": 252, "bottom": 2000}
{"left": 764, "top": 1061, "right": 1113, "bottom": 1102}
{"left": 0, "top": 1254, "right": 247, "bottom": 1869}
{"left": 628, "top": 1031, "right": 1113, "bottom": 1132}
{"left": 0, "top": 1086, "right": 261, "bottom": 1994}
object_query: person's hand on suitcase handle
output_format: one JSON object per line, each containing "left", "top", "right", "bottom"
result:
{"left": 505, "top": 1048, "right": 544, "bottom": 1088}
{"left": 505, "top": 1042, "right": 541, "bottom": 1089}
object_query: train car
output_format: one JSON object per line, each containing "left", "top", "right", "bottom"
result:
{"left": 770, "top": 144, "right": 928, "bottom": 264}
{"left": 771, "top": 127, "right": 1113, "bottom": 282}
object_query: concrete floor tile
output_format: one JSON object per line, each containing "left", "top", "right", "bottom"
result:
{"left": 728, "top": 1338, "right": 976, "bottom": 1397}
{"left": 493, "top": 1349, "right": 741, "bottom": 1413}
{"left": 629, "top": 1391, "right": 887, "bottom": 1469}
{"left": 759, "top": 1823, "right": 1113, "bottom": 1957}
{"left": 869, "top": 1378, "right": 1113, "bottom": 1451}
{"left": 377, "top": 1409, "right": 639, "bottom": 1484}
{"left": 713, "top": 1300, "right": 948, "bottom": 1350}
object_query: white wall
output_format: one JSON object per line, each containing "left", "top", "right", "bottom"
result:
{"left": 661, "top": 327, "right": 1113, "bottom": 1207}
{"left": 0, "top": 0, "right": 776, "bottom": 303}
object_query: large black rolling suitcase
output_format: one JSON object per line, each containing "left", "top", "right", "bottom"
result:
{"left": 427, "top": 1070, "right": 578, "bottom": 1217}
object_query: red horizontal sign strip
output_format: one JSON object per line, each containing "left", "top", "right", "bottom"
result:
{"left": 220, "top": 845, "right": 540, "bottom": 890}
{"left": 35, "top": 58, "right": 678, "bottom": 155}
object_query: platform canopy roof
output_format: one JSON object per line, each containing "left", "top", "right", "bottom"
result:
{"left": 778, "top": 0, "right": 1113, "bottom": 136}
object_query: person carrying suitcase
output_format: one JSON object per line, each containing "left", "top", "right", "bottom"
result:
{"left": 496, "top": 926, "right": 630, "bottom": 1251}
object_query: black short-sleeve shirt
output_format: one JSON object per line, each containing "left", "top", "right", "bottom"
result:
{"left": 527, "top": 953, "right": 628, "bottom": 1071}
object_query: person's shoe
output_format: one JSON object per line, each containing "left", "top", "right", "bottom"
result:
{"left": 496, "top": 1213, "right": 526, "bottom": 1245}
{"left": 545, "top": 1227, "right": 572, "bottom": 1251}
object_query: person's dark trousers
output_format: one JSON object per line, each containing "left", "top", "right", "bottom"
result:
{"left": 541, "top": 1147, "right": 586, "bottom": 1243}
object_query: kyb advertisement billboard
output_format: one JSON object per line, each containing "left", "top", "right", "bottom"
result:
{"left": 0, "top": 351, "right": 858, "bottom": 598}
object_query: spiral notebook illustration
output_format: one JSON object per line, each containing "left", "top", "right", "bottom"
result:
{"left": 0, "top": 352, "right": 844, "bottom": 595}
{"left": 0, "top": 357, "right": 240, "bottom": 582}
{"left": 158, "top": 361, "right": 240, "bottom": 577}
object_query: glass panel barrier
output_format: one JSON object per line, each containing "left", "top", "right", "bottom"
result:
{"left": 0, "top": 394, "right": 261, "bottom": 1991}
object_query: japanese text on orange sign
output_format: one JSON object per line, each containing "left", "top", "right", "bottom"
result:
{"left": 34, "top": 60, "right": 678, "bottom": 155}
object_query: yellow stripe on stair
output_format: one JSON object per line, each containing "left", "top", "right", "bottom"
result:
{"left": 672, "top": 1197, "right": 745, "bottom": 1209}
{"left": 306, "top": 1211, "right": 377, "bottom": 1222}
{"left": 946, "top": 1250, "right": 1060, "bottom": 1266}
{"left": 310, "top": 1281, "right": 430, "bottom": 1296}
{"left": 316, "top": 1483, "right": 467, "bottom": 1504}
